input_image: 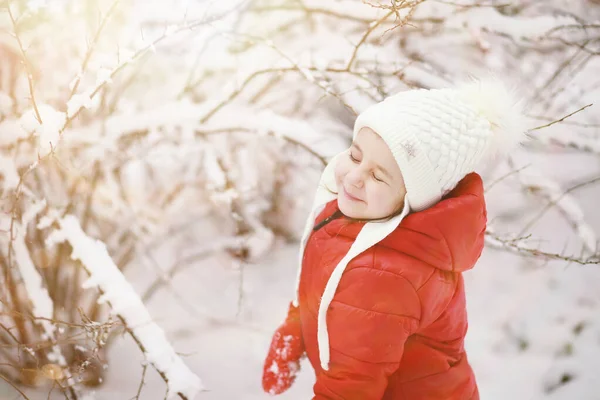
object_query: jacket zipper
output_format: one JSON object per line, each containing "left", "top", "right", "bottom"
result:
{"left": 313, "top": 209, "right": 343, "bottom": 232}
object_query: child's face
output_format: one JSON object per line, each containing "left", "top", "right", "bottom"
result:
{"left": 334, "top": 127, "right": 407, "bottom": 220}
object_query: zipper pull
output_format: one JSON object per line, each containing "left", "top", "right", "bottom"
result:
{"left": 313, "top": 209, "right": 343, "bottom": 231}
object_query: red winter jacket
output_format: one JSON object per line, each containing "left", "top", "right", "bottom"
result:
{"left": 298, "top": 172, "right": 486, "bottom": 400}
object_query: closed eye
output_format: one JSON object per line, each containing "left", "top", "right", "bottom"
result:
{"left": 372, "top": 173, "right": 384, "bottom": 182}
{"left": 349, "top": 153, "right": 360, "bottom": 163}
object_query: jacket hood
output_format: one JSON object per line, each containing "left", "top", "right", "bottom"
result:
{"left": 323, "top": 172, "right": 487, "bottom": 273}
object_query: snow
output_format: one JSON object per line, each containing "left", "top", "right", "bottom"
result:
{"left": 13, "top": 225, "right": 56, "bottom": 336}
{"left": 95, "top": 67, "right": 114, "bottom": 86}
{"left": 448, "top": 8, "right": 578, "bottom": 40}
{"left": 0, "top": 154, "right": 20, "bottom": 190}
{"left": 19, "top": 104, "right": 67, "bottom": 156}
{"left": 1, "top": 0, "right": 600, "bottom": 399}
{"left": 48, "top": 215, "right": 203, "bottom": 400}
{"left": 67, "top": 92, "right": 94, "bottom": 119}
{"left": 11, "top": 209, "right": 72, "bottom": 384}
{"left": 512, "top": 167, "right": 597, "bottom": 254}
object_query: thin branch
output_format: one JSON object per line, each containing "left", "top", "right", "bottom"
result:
{"left": 199, "top": 37, "right": 396, "bottom": 122}
{"left": 0, "top": 370, "right": 31, "bottom": 399}
{"left": 528, "top": 103, "right": 593, "bottom": 131}
{"left": 529, "top": 40, "right": 590, "bottom": 105}
{"left": 130, "top": 364, "right": 148, "bottom": 400}
{"left": 518, "top": 175, "right": 600, "bottom": 240}
{"left": 346, "top": 9, "right": 395, "bottom": 71}
{"left": 526, "top": 113, "right": 600, "bottom": 128}
{"left": 250, "top": 5, "right": 376, "bottom": 24}
{"left": 63, "top": 5, "right": 242, "bottom": 130}
{"left": 195, "top": 126, "right": 328, "bottom": 166}
{"left": 6, "top": 4, "right": 42, "bottom": 124}
{"left": 485, "top": 231, "right": 600, "bottom": 265}
{"left": 69, "top": 0, "right": 121, "bottom": 98}
{"left": 432, "top": 0, "right": 510, "bottom": 7}
{"left": 484, "top": 163, "right": 531, "bottom": 193}
{"left": 545, "top": 23, "right": 600, "bottom": 37}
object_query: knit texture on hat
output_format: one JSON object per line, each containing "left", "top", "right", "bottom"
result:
{"left": 292, "top": 77, "right": 528, "bottom": 370}
{"left": 355, "top": 87, "right": 501, "bottom": 211}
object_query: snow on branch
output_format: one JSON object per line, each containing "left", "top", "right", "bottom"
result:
{"left": 47, "top": 215, "right": 203, "bottom": 400}
{"left": 13, "top": 201, "right": 56, "bottom": 337}
{"left": 13, "top": 225, "right": 68, "bottom": 360}
{"left": 447, "top": 7, "right": 579, "bottom": 41}
{"left": 509, "top": 162, "right": 599, "bottom": 255}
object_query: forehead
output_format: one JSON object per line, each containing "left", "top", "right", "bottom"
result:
{"left": 353, "top": 127, "right": 399, "bottom": 176}
{"left": 354, "top": 128, "right": 392, "bottom": 157}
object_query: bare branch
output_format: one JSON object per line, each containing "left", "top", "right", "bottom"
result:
{"left": 544, "top": 23, "right": 600, "bottom": 37}
{"left": 518, "top": 175, "right": 600, "bottom": 242}
{"left": 484, "top": 163, "right": 532, "bottom": 194}
{"left": 527, "top": 113, "right": 600, "bottom": 128}
{"left": 0, "top": 370, "right": 31, "bottom": 399}
{"left": 6, "top": 4, "right": 42, "bottom": 124}
{"left": 432, "top": 0, "right": 510, "bottom": 7}
{"left": 485, "top": 230, "right": 600, "bottom": 265}
{"left": 69, "top": 0, "right": 121, "bottom": 98}
{"left": 528, "top": 103, "right": 593, "bottom": 131}
{"left": 130, "top": 364, "right": 148, "bottom": 400}
{"left": 250, "top": 4, "right": 377, "bottom": 24}
{"left": 195, "top": 126, "right": 328, "bottom": 165}
{"left": 346, "top": 9, "right": 395, "bottom": 71}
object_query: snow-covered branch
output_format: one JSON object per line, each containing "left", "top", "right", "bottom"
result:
{"left": 47, "top": 215, "right": 203, "bottom": 400}
{"left": 508, "top": 160, "right": 599, "bottom": 255}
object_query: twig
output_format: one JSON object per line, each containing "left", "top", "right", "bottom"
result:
{"left": 528, "top": 104, "right": 593, "bottom": 131}
{"left": 346, "top": 10, "right": 395, "bottom": 71}
{"left": 518, "top": 175, "right": 600, "bottom": 240}
{"left": 485, "top": 231, "right": 600, "bottom": 265}
{"left": 432, "top": 0, "right": 510, "bottom": 7}
{"left": 69, "top": 0, "right": 121, "bottom": 98}
{"left": 47, "top": 379, "right": 56, "bottom": 400}
{"left": 0, "top": 370, "right": 31, "bottom": 399}
{"left": 6, "top": 4, "right": 42, "bottom": 124}
{"left": 130, "top": 364, "right": 148, "bottom": 400}
{"left": 545, "top": 23, "right": 600, "bottom": 37}
{"left": 484, "top": 163, "right": 531, "bottom": 193}
{"left": 526, "top": 113, "right": 600, "bottom": 128}
{"left": 141, "top": 239, "right": 238, "bottom": 303}
{"left": 529, "top": 41, "right": 590, "bottom": 105}
{"left": 195, "top": 127, "right": 328, "bottom": 166}
{"left": 250, "top": 5, "right": 377, "bottom": 24}
{"left": 63, "top": 5, "right": 241, "bottom": 130}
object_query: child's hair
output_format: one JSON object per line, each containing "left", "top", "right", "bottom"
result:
{"left": 321, "top": 183, "right": 407, "bottom": 224}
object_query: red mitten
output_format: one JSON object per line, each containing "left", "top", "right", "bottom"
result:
{"left": 262, "top": 302, "right": 305, "bottom": 395}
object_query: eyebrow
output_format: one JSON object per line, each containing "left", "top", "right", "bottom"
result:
{"left": 351, "top": 142, "right": 393, "bottom": 179}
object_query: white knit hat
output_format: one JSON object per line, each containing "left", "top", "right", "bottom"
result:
{"left": 293, "top": 76, "right": 528, "bottom": 370}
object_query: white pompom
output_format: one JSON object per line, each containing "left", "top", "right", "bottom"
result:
{"left": 455, "top": 75, "right": 529, "bottom": 157}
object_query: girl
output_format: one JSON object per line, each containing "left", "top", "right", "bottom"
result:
{"left": 262, "top": 78, "right": 527, "bottom": 399}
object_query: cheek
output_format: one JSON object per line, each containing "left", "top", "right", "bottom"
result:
{"left": 334, "top": 159, "right": 350, "bottom": 183}
{"left": 367, "top": 184, "right": 396, "bottom": 209}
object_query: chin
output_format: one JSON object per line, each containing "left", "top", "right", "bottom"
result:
{"left": 337, "top": 197, "right": 365, "bottom": 219}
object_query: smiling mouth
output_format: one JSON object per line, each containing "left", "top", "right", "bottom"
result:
{"left": 343, "top": 187, "right": 362, "bottom": 202}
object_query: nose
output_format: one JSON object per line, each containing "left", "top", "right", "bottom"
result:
{"left": 345, "top": 167, "right": 365, "bottom": 188}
